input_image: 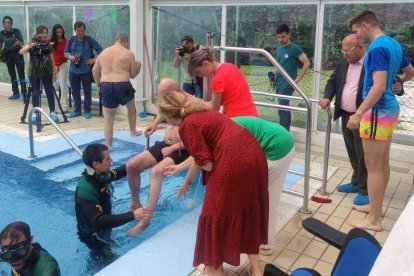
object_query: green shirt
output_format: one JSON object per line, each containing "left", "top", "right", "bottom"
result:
{"left": 274, "top": 43, "right": 304, "bottom": 89}
{"left": 232, "top": 116, "right": 295, "bottom": 161}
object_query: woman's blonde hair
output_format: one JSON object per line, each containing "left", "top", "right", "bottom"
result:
{"left": 157, "top": 91, "right": 207, "bottom": 118}
{"left": 188, "top": 48, "right": 214, "bottom": 76}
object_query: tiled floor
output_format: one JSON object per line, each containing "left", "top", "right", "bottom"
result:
{"left": 0, "top": 91, "right": 413, "bottom": 276}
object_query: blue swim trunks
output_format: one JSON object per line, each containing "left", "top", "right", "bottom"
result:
{"left": 100, "top": 82, "right": 135, "bottom": 108}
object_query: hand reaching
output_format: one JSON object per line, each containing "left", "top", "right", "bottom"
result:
{"left": 176, "top": 182, "right": 190, "bottom": 199}
{"left": 164, "top": 165, "right": 179, "bottom": 176}
{"left": 133, "top": 207, "right": 151, "bottom": 221}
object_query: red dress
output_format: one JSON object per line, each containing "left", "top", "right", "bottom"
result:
{"left": 179, "top": 110, "right": 268, "bottom": 268}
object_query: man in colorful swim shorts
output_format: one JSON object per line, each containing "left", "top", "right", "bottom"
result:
{"left": 346, "top": 10, "right": 414, "bottom": 232}
{"left": 92, "top": 33, "right": 142, "bottom": 147}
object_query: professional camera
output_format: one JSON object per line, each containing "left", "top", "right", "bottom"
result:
{"left": 32, "top": 35, "right": 50, "bottom": 59}
{"left": 177, "top": 46, "right": 189, "bottom": 57}
{"left": 73, "top": 55, "right": 83, "bottom": 67}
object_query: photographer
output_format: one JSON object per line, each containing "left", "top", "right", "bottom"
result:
{"left": 0, "top": 16, "right": 27, "bottom": 101}
{"left": 64, "top": 21, "right": 103, "bottom": 120}
{"left": 172, "top": 35, "right": 202, "bottom": 98}
{"left": 19, "top": 25, "right": 59, "bottom": 123}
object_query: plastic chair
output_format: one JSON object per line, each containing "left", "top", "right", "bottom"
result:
{"left": 264, "top": 218, "right": 382, "bottom": 276}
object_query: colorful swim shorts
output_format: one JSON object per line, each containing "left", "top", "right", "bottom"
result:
{"left": 359, "top": 106, "right": 399, "bottom": 141}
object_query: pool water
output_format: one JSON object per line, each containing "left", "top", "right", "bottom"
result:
{"left": 0, "top": 138, "right": 205, "bottom": 275}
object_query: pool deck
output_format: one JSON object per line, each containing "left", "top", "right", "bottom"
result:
{"left": 0, "top": 87, "right": 413, "bottom": 275}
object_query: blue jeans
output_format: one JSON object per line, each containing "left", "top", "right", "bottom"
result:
{"left": 277, "top": 87, "right": 294, "bottom": 131}
{"left": 183, "top": 81, "right": 201, "bottom": 98}
{"left": 30, "top": 76, "right": 55, "bottom": 113}
{"left": 70, "top": 71, "right": 92, "bottom": 113}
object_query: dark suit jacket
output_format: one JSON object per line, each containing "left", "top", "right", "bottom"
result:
{"left": 323, "top": 58, "right": 364, "bottom": 121}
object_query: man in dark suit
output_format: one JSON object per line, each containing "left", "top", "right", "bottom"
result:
{"left": 320, "top": 34, "right": 369, "bottom": 206}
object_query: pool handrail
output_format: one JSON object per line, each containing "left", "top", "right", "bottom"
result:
{"left": 28, "top": 107, "right": 82, "bottom": 158}
{"left": 251, "top": 92, "right": 332, "bottom": 196}
{"left": 213, "top": 45, "right": 313, "bottom": 214}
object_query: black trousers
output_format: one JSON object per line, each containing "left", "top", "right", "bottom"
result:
{"left": 341, "top": 110, "right": 368, "bottom": 194}
{"left": 6, "top": 51, "right": 26, "bottom": 96}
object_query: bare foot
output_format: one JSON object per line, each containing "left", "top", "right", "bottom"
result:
{"left": 352, "top": 204, "right": 384, "bottom": 216}
{"left": 125, "top": 219, "right": 150, "bottom": 236}
{"left": 130, "top": 130, "right": 143, "bottom": 137}
{"left": 353, "top": 204, "right": 370, "bottom": 213}
{"left": 347, "top": 218, "right": 382, "bottom": 232}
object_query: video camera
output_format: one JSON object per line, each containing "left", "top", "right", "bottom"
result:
{"left": 32, "top": 35, "right": 50, "bottom": 59}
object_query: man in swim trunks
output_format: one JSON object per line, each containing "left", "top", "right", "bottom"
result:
{"left": 0, "top": 221, "right": 60, "bottom": 275}
{"left": 75, "top": 144, "right": 150, "bottom": 254}
{"left": 92, "top": 33, "right": 142, "bottom": 147}
{"left": 346, "top": 10, "right": 414, "bottom": 232}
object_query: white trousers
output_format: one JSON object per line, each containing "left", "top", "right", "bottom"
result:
{"left": 267, "top": 147, "right": 295, "bottom": 244}
{"left": 54, "top": 62, "right": 69, "bottom": 110}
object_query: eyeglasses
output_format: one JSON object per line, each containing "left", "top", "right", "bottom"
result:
{"left": 341, "top": 45, "right": 360, "bottom": 54}
{"left": 0, "top": 240, "right": 30, "bottom": 263}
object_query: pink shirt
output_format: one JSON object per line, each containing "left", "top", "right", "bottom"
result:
{"left": 340, "top": 56, "right": 364, "bottom": 112}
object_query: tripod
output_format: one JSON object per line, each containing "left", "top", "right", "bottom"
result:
{"left": 20, "top": 78, "right": 68, "bottom": 132}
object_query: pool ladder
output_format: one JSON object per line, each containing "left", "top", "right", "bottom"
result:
{"left": 28, "top": 107, "right": 82, "bottom": 158}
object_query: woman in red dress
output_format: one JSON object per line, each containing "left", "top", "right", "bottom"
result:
{"left": 158, "top": 92, "right": 268, "bottom": 276}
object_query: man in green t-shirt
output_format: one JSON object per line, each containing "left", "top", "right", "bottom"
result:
{"left": 0, "top": 221, "right": 60, "bottom": 276}
{"left": 274, "top": 24, "right": 310, "bottom": 131}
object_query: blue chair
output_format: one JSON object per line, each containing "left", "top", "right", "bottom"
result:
{"left": 264, "top": 218, "right": 382, "bottom": 276}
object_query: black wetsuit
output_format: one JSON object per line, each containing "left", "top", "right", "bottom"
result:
{"left": 75, "top": 165, "right": 133, "bottom": 253}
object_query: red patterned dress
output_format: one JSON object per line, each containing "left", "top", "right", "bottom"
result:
{"left": 179, "top": 110, "right": 268, "bottom": 268}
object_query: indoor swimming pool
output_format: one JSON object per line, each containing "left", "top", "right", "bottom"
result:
{"left": 0, "top": 135, "right": 205, "bottom": 275}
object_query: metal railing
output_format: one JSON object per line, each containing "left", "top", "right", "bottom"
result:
{"left": 28, "top": 107, "right": 82, "bottom": 158}
{"left": 251, "top": 92, "right": 332, "bottom": 196}
{"left": 213, "top": 44, "right": 331, "bottom": 213}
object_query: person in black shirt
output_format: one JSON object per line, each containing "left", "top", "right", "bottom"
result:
{"left": 0, "top": 16, "right": 27, "bottom": 100}
{"left": 75, "top": 143, "right": 150, "bottom": 255}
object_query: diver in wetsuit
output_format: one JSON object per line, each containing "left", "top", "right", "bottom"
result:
{"left": 75, "top": 143, "right": 150, "bottom": 255}
{"left": 0, "top": 221, "right": 60, "bottom": 276}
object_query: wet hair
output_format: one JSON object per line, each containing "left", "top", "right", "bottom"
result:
{"left": 188, "top": 48, "right": 214, "bottom": 76}
{"left": 2, "top": 16, "right": 13, "bottom": 25}
{"left": 349, "top": 10, "right": 379, "bottom": 29}
{"left": 74, "top": 21, "right": 86, "bottom": 30}
{"left": 180, "top": 35, "right": 194, "bottom": 44}
{"left": 0, "top": 222, "right": 31, "bottom": 245}
{"left": 82, "top": 144, "right": 108, "bottom": 167}
{"left": 277, "top": 24, "right": 290, "bottom": 34}
{"left": 51, "top": 24, "right": 66, "bottom": 49}
{"left": 157, "top": 91, "right": 207, "bottom": 118}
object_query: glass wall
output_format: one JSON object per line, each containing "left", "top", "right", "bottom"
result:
{"left": 0, "top": 6, "right": 26, "bottom": 83}
{"left": 320, "top": 3, "right": 414, "bottom": 145}
{"left": 152, "top": 6, "right": 222, "bottom": 103}
{"left": 28, "top": 6, "right": 72, "bottom": 40}
{"left": 0, "top": 4, "right": 130, "bottom": 84}
{"left": 75, "top": 5, "right": 130, "bottom": 48}
{"left": 225, "top": 5, "right": 317, "bottom": 128}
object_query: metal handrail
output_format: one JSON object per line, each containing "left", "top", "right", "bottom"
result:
{"left": 214, "top": 45, "right": 313, "bottom": 214}
{"left": 252, "top": 92, "right": 332, "bottom": 196}
{"left": 28, "top": 107, "right": 82, "bottom": 158}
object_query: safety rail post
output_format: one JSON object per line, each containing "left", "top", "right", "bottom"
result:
{"left": 28, "top": 107, "right": 83, "bottom": 159}
{"left": 213, "top": 44, "right": 312, "bottom": 214}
